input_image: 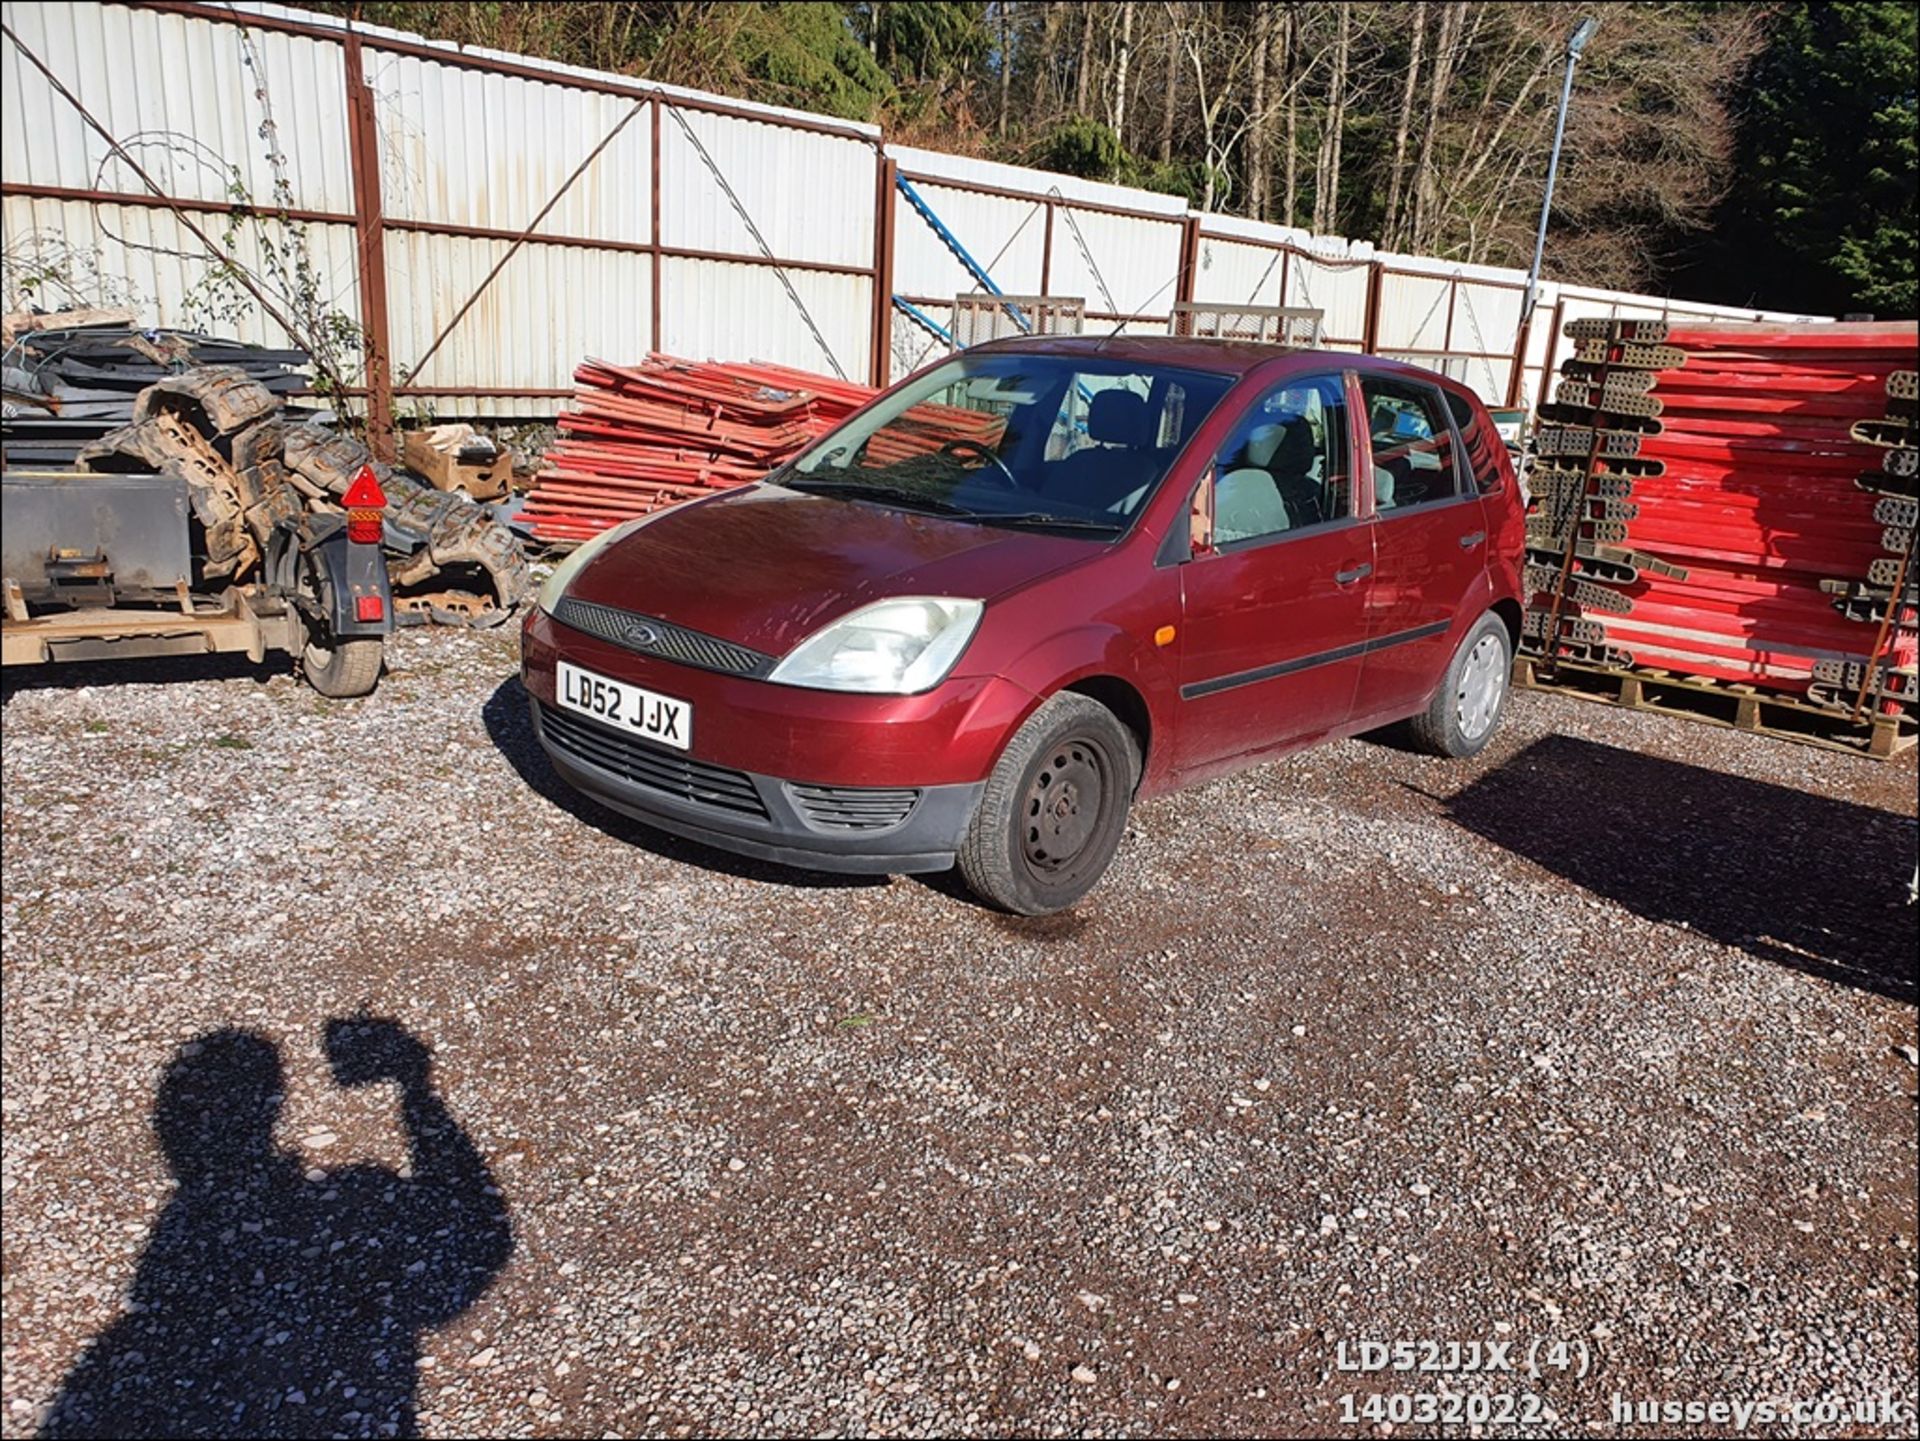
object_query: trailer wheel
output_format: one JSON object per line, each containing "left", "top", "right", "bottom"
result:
{"left": 302, "top": 632, "right": 384, "bottom": 698}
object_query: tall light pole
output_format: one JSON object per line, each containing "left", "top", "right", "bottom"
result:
{"left": 1521, "top": 16, "right": 1599, "bottom": 327}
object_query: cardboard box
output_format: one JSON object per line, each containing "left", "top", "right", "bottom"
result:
{"left": 401, "top": 424, "right": 511, "bottom": 501}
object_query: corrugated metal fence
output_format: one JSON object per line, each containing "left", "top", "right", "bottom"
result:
{"left": 2, "top": 0, "right": 1821, "bottom": 449}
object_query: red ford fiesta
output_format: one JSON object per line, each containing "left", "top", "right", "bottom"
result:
{"left": 520, "top": 336, "right": 1526, "bottom": 914}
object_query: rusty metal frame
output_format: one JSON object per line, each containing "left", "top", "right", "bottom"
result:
{"left": 0, "top": 181, "right": 348, "bottom": 225}
{"left": 897, "top": 168, "right": 1184, "bottom": 228}
{"left": 36, "top": 0, "right": 891, "bottom": 415}
{"left": 650, "top": 96, "right": 664, "bottom": 355}
{"left": 343, "top": 35, "right": 395, "bottom": 457}
{"left": 41, "top": 0, "right": 1549, "bottom": 416}
{"left": 1176, "top": 216, "right": 1202, "bottom": 310}
{"left": 403, "top": 95, "right": 651, "bottom": 388}
{"left": 869, "top": 156, "right": 898, "bottom": 387}
{"left": 1039, "top": 201, "right": 1055, "bottom": 297}
{"left": 1534, "top": 296, "right": 1569, "bottom": 414}
{"left": 0, "top": 20, "right": 316, "bottom": 361}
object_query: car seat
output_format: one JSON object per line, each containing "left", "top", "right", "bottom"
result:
{"left": 1214, "top": 422, "right": 1292, "bottom": 544}
{"left": 1048, "top": 389, "right": 1160, "bottom": 514}
{"left": 1265, "top": 417, "right": 1326, "bottom": 526}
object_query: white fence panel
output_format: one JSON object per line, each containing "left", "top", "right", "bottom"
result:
{"left": 2, "top": 194, "right": 358, "bottom": 352}
{"left": 1376, "top": 270, "right": 1452, "bottom": 352}
{"left": 1045, "top": 206, "right": 1183, "bottom": 320}
{"left": 661, "top": 108, "right": 874, "bottom": 270}
{"left": 889, "top": 302, "right": 954, "bottom": 383}
{"left": 1, "top": 0, "right": 353, "bottom": 212}
{"left": 1190, "top": 236, "right": 1289, "bottom": 310}
{"left": 385, "top": 230, "right": 649, "bottom": 405}
{"left": 366, "top": 50, "right": 650, "bottom": 244}
{"left": 1286, "top": 252, "right": 1371, "bottom": 346}
{"left": 659, "top": 256, "right": 869, "bottom": 381}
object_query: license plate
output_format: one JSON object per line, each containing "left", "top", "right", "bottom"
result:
{"left": 556, "top": 660, "right": 692, "bottom": 751}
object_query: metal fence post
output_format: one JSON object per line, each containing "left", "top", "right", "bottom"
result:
{"left": 1363, "top": 261, "right": 1385, "bottom": 353}
{"left": 1177, "top": 215, "right": 1201, "bottom": 309}
{"left": 870, "top": 155, "right": 897, "bottom": 387}
{"left": 343, "top": 35, "right": 395, "bottom": 459}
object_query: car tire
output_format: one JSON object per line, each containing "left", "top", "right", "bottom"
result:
{"left": 1407, "top": 611, "right": 1511, "bottom": 758}
{"left": 958, "top": 693, "right": 1140, "bottom": 916}
{"left": 302, "top": 634, "right": 384, "bottom": 698}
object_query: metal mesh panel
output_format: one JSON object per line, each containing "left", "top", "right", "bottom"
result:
{"left": 1171, "top": 303, "right": 1323, "bottom": 345}
{"left": 950, "top": 295, "right": 1087, "bottom": 346}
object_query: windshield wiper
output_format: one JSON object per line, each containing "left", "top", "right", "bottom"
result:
{"left": 779, "top": 475, "right": 971, "bottom": 515}
{"left": 979, "top": 512, "right": 1125, "bottom": 533}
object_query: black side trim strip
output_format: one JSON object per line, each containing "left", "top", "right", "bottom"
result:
{"left": 1180, "top": 619, "right": 1452, "bottom": 700}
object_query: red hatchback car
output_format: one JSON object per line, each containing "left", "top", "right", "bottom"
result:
{"left": 521, "top": 337, "right": 1525, "bottom": 914}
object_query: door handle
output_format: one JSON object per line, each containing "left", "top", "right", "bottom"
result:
{"left": 1334, "top": 563, "right": 1372, "bottom": 586}
{"left": 1458, "top": 530, "right": 1487, "bottom": 549}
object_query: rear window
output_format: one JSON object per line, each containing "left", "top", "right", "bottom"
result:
{"left": 1446, "top": 390, "right": 1508, "bottom": 495}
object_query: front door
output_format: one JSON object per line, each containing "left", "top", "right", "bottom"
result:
{"left": 1350, "top": 373, "right": 1490, "bottom": 722}
{"left": 1175, "top": 372, "right": 1375, "bottom": 778}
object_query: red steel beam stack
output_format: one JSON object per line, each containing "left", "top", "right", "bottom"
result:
{"left": 1522, "top": 319, "right": 1919, "bottom": 729}
{"left": 523, "top": 355, "right": 871, "bottom": 543}
{"left": 523, "top": 355, "right": 1004, "bottom": 544}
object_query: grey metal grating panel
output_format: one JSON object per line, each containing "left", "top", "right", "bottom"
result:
{"left": 552, "top": 597, "right": 774, "bottom": 677}
{"left": 539, "top": 703, "right": 769, "bottom": 820}
{"left": 787, "top": 783, "right": 921, "bottom": 832}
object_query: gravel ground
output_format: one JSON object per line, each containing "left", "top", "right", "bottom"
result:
{"left": 3, "top": 625, "right": 1916, "bottom": 1439}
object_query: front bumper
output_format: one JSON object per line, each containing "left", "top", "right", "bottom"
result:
{"left": 521, "top": 606, "right": 1027, "bottom": 874}
{"left": 530, "top": 698, "right": 983, "bottom": 873}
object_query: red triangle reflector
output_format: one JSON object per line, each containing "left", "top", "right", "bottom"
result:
{"left": 341, "top": 464, "right": 387, "bottom": 510}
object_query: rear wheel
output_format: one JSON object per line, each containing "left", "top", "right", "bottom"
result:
{"left": 302, "top": 632, "right": 384, "bottom": 698}
{"left": 958, "top": 693, "right": 1139, "bottom": 915}
{"left": 1407, "top": 611, "right": 1510, "bottom": 757}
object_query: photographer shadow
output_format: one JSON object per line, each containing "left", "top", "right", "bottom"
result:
{"left": 40, "top": 1021, "right": 513, "bottom": 1440}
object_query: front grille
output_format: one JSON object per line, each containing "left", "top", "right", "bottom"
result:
{"left": 539, "top": 703, "right": 769, "bottom": 820}
{"left": 788, "top": 783, "right": 922, "bottom": 832}
{"left": 553, "top": 597, "right": 773, "bottom": 678}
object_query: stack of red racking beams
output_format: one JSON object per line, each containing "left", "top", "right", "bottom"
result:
{"left": 1524, "top": 319, "right": 1918, "bottom": 724}
{"left": 523, "top": 356, "right": 873, "bottom": 543}
{"left": 523, "top": 355, "right": 1004, "bottom": 544}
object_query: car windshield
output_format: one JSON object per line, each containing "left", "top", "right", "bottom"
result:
{"left": 776, "top": 353, "right": 1234, "bottom": 533}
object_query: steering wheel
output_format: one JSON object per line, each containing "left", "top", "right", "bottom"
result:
{"left": 939, "top": 437, "right": 1021, "bottom": 491}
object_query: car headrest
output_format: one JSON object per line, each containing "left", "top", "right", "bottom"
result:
{"left": 1271, "top": 416, "right": 1317, "bottom": 475}
{"left": 1088, "top": 389, "right": 1151, "bottom": 447}
{"left": 1244, "top": 423, "right": 1284, "bottom": 469}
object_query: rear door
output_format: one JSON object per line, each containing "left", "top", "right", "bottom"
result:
{"left": 1174, "top": 372, "right": 1375, "bottom": 776}
{"left": 1350, "top": 372, "right": 1490, "bottom": 722}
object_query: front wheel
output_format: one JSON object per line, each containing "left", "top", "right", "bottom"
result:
{"left": 958, "top": 693, "right": 1140, "bottom": 915}
{"left": 1407, "top": 611, "right": 1511, "bottom": 758}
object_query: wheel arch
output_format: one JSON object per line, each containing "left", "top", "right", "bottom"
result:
{"left": 1061, "top": 673, "right": 1152, "bottom": 787}
{"left": 1490, "top": 596, "right": 1522, "bottom": 651}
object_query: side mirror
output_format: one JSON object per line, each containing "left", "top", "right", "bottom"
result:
{"left": 1189, "top": 473, "right": 1216, "bottom": 557}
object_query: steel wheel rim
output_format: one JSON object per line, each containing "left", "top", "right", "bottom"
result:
{"left": 1020, "top": 738, "right": 1109, "bottom": 884}
{"left": 1456, "top": 634, "right": 1506, "bottom": 740}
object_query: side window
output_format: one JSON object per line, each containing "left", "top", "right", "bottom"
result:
{"left": 1206, "top": 374, "right": 1351, "bottom": 548}
{"left": 1445, "top": 390, "right": 1507, "bottom": 495}
{"left": 1359, "top": 377, "right": 1462, "bottom": 512}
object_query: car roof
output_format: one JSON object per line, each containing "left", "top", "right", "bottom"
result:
{"left": 965, "top": 334, "right": 1469, "bottom": 392}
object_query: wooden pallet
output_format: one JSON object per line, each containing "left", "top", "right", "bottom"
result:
{"left": 1512, "top": 657, "right": 1917, "bottom": 759}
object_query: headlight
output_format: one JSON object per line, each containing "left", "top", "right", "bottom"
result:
{"left": 768, "top": 597, "right": 982, "bottom": 694}
{"left": 536, "top": 518, "right": 641, "bottom": 614}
